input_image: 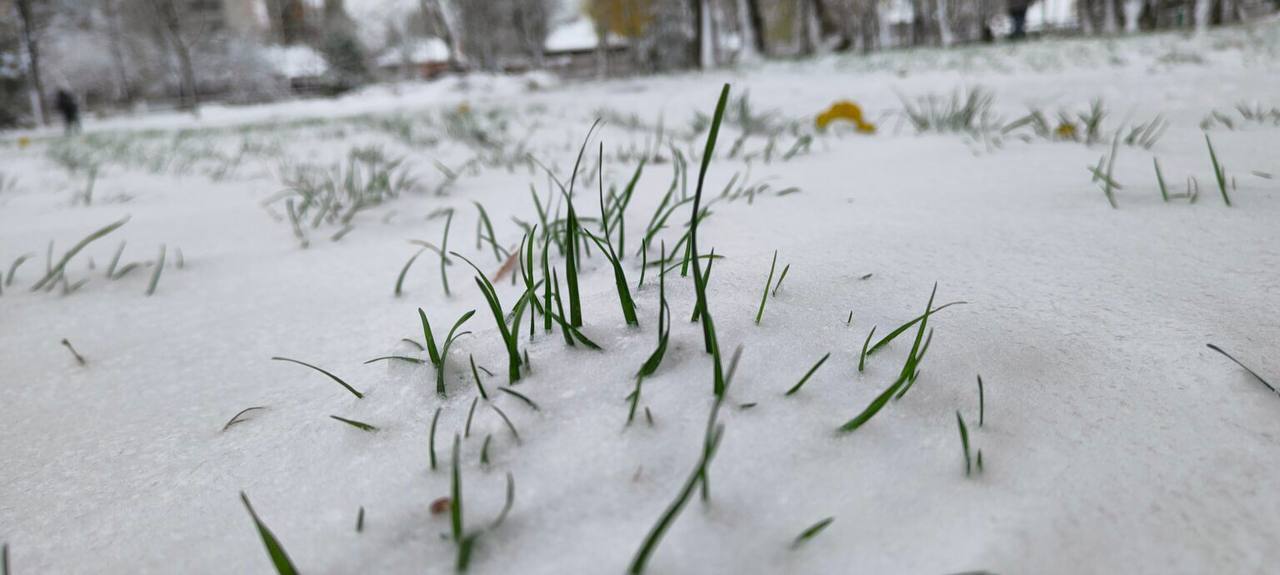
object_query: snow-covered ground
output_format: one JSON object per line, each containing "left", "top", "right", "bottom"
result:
{"left": 2, "top": 22, "right": 1279, "bottom": 575}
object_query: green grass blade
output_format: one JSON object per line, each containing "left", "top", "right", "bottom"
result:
{"left": 957, "top": 410, "right": 972, "bottom": 476}
{"left": 240, "top": 492, "right": 300, "bottom": 575}
{"left": 1205, "top": 134, "right": 1231, "bottom": 206}
{"left": 785, "top": 353, "right": 831, "bottom": 396}
{"left": 430, "top": 406, "right": 442, "bottom": 470}
{"left": 1154, "top": 157, "right": 1169, "bottom": 202}
{"left": 469, "top": 354, "right": 489, "bottom": 400}
{"left": 858, "top": 326, "right": 877, "bottom": 372}
{"left": 865, "top": 301, "right": 965, "bottom": 357}
{"left": 450, "top": 435, "right": 464, "bottom": 541}
{"left": 498, "top": 386, "right": 540, "bottom": 411}
{"left": 330, "top": 415, "right": 378, "bottom": 432}
{"left": 1207, "top": 343, "right": 1276, "bottom": 395}
{"left": 145, "top": 243, "right": 166, "bottom": 295}
{"left": 755, "top": 250, "right": 778, "bottom": 325}
{"left": 790, "top": 517, "right": 835, "bottom": 549}
{"left": 271, "top": 356, "right": 363, "bottom": 399}
{"left": 222, "top": 406, "right": 267, "bottom": 432}
{"left": 31, "top": 216, "right": 130, "bottom": 291}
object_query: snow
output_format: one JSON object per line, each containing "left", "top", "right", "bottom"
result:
{"left": 375, "top": 39, "right": 452, "bottom": 68}
{"left": 2, "top": 23, "right": 1280, "bottom": 575}
{"left": 545, "top": 17, "right": 623, "bottom": 52}
{"left": 261, "top": 45, "right": 330, "bottom": 79}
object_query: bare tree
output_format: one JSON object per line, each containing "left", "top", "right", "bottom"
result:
{"left": 513, "top": 0, "right": 552, "bottom": 69}
{"left": 13, "top": 0, "right": 48, "bottom": 124}
{"left": 147, "top": 0, "right": 197, "bottom": 111}
{"left": 736, "top": 0, "right": 766, "bottom": 58}
{"left": 101, "top": 0, "right": 133, "bottom": 103}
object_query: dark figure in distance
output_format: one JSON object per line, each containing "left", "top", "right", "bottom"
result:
{"left": 54, "top": 89, "right": 81, "bottom": 135}
{"left": 1008, "top": 0, "right": 1032, "bottom": 39}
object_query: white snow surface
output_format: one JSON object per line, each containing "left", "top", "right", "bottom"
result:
{"left": 2, "top": 25, "right": 1280, "bottom": 575}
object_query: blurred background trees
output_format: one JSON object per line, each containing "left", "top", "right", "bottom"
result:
{"left": 1, "top": 0, "right": 1276, "bottom": 128}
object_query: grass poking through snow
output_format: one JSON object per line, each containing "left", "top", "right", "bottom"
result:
{"left": 271, "top": 356, "right": 364, "bottom": 399}
{"left": 240, "top": 492, "right": 299, "bottom": 575}
{"left": 1207, "top": 343, "right": 1276, "bottom": 396}
{"left": 785, "top": 353, "right": 831, "bottom": 396}
{"left": 222, "top": 406, "right": 267, "bottom": 432}
{"left": 790, "top": 517, "right": 835, "bottom": 550}
{"left": 330, "top": 415, "right": 378, "bottom": 432}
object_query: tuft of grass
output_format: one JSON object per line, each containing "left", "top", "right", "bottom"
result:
{"left": 839, "top": 285, "right": 936, "bottom": 433}
{"left": 755, "top": 250, "right": 779, "bottom": 325}
{"left": 330, "top": 415, "right": 378, "bottom": 432}
{"left": 222, "top": 406, "right": 267, "bottom": 432}
{"left": 60, "top": 338, "right": 87, "bottom": 366}
{"left": 498, "top": 387, "right": 540, "bottom": 411}
{"left": 455, "top": 253, "right": 522, "bottom": 383}
{"left": 419, "top": 308, "right": 475, "bottom": 396}
{"left": 145, "top": 244, "right": 165, "bottom": 296}
{"left": 956, "top": 410, "right": 973, "bottom": 476}
{"left": 271, "top": 356, "right": 364, "bottom": 399}
{"left": 1204, "top": 134, "right": 1231, "bottom": 207}
{"left": 1207, "top": 343, "right": 1276, "bottom": 396}
{"left": 627, "top": 345, "right": 732, "bottom": 574}
{"left": 785, "top": 353, "right": 831, "bottom": 396}
{"left": 31, "top": 216, "right": 130, "bottom": 291}
{"left": 240, "top": 492, "right": 299, "bottom": 575}
{"left": 790, "top": 517, "right": 835, "bottom": 550}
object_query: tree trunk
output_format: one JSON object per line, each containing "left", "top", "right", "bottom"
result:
{"left": 937, "top": 0, "right": 954, "bottom": 45}
{"left": 103, "top": 0, "right": 133, "bottom": 104}
{"left": 798, "top": 0, "right": 815, "bottom": 55}
{"left": 736, "top": 0, "right": 761, "bottom": 60}
{"left": 151, "top": 0, "right": 199, "bottom": 112}
{"left": 691, "top": 0, "right": 712, "bottom": 69}
{"left": 743, "top": 0, "right": 768, "bottom": 55}
{"left": 1103, "top": 0, "right": 1120, "bottom": 32}
{"left": 1122, "top": 0, "right": 1142, "bottom": 31}
{"left": 1079, "top": 0, "right": 1096, "bottom": 34}
{"left": 1193, "top": 0, "right": 1211, "bottom": 33}
{"left": 14, "top": 0, "right": 47, "bottom": 125}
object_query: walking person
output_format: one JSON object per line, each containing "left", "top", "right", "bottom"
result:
{"left": 1007, "top": 0, "right": 1033, "bottom": 39}
{"left": 54, "top": 88, "right": 81, "bottom": 135}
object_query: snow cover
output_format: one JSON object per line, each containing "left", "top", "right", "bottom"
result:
{"left": 2, "top": 23, "right": 1280, "bottom": 575}
{"left": 545, "top": 17, "right": 626, "bottom": 52}
{"left": 375, "top": 39, "right": 453, "bottom": 68}
{"left": 262, "top": 45, "right": 331, "bottom": 79}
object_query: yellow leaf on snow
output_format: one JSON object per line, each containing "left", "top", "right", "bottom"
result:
{"left": 816, "top": 101, "right": 877, "bottom": 134}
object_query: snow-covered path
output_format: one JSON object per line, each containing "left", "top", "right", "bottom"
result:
{"left": 2, "top": 25, "right": 1279, "bottom": 574}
